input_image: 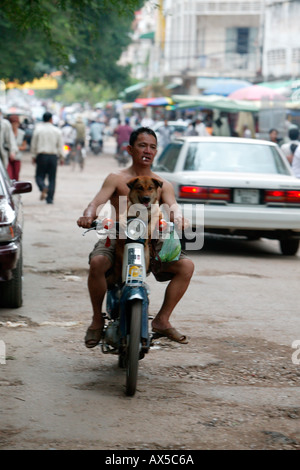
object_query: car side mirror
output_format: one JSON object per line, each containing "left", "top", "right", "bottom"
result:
{"left": 11, "top": 181, "right": 32, "bottom": 195}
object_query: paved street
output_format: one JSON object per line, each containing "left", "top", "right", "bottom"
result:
{"left": 0, "top": 140, "right": 299, "bottom": 450}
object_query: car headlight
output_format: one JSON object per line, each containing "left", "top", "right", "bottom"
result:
{"left": 126, "top": 219, "right": 147, "bottom": 240}
{"left": 0, "top": 225, "right": 15, "bottom": 242}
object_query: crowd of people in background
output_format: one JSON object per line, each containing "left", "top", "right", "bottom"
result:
{"left": 1, "top": 103, "right": 300, "bottom": 203}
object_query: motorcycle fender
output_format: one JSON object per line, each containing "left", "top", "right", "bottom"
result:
{"left": 120, "top": 286, "right": 149, "bottom": 340}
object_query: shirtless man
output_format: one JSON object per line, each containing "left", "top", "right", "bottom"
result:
{"left": 77, "top": 127, "right": 194, "bottom": 348}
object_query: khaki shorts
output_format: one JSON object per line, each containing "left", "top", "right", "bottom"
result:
{"left": 89, "top": 236, "right": 188, "bottom": 282}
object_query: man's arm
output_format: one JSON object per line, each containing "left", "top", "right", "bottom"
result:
{"left": 77, "top": 174, "right": 118, "bottom": 228}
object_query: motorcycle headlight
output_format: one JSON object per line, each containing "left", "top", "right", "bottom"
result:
{"left": 126, "top": 219, "right": 147, "bottom": 240}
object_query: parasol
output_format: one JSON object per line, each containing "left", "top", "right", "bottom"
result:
{"left": 147, "top": 97, "right": 174, "bottom": 106}
{"left": 203, "top": 79, "right": 252, "bottom": 96}
{"left": 228, "top": 85, "right": 285, "bottom": 101}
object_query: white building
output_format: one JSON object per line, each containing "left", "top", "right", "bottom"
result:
{"left": 160, "top": 0, "right": 265, "bottom": 93}
{"left": 263, "top": 0, "right": 300, "bottom": 80}
{"left": 121, "top": 0, "right": 300, "bottom": 94}
{"left": 118, "top": 2, "right": 158, "bottom": 81}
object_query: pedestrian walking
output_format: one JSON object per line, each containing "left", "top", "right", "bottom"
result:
{"left": 281, "top": 127, "right": 300, "bottom": 164}
{"left": 195, "top": 116, "right": 210, "bottom": 136}
{"left": 31, "top": 111, "right": 64, "bottom": 204}
{"left": 0, "top": 108, "right": 18, "bottom": 170}
{"left": 158, "top": 119, "right": 172, "bottom": 150}
{"left": 73, "top": 115, "right": 86, "bottom": 148}
{"left": 269, "top": 128, "right": 280, "bottom": 144}
{"left": 7, "top": 115, "right": 27, "bottom": 181}
{"left": 113, "top": 118, "right": 133, "bottom": 154}
{"left": 185, "top": 122, "right": 198, "bottom": 136}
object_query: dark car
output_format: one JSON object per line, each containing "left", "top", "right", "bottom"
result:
{"left": 0, "top": 160, "right": 32, "bottom": 308}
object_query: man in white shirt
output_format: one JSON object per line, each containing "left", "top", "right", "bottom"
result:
{"left": 31, "top": 112, "right": 63, "bottom": 204}
{"left": 0, "top": 108, "right": 18, "bottom": 168}
{"left": 292, "top": 145, "right": 300, "bottom": 178}
{"left": 281, "top": 127, "right": 300, "bottom": 164}
{"left": 195, "top": 116, "right": 209, "bottom": 136}
{"left": 89, "top": 119, "right": 104, "bottom": 151}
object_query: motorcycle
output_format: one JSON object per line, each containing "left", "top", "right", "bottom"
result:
{"left": 82, "top": 216, "right": 174, "bottom": 396}
{"left": 63, "top": 143, "right": 73, "bottom": 165}
{"left": 116, "top": 141, "right": 130, "bottom": 167}
{"left": 90, "top": 139, "right": 102, "bottom": 155}
{"left": 70, "top": 141, "right": 85, "bottom": 170}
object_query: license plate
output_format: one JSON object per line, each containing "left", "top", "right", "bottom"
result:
{"left": 234, "top": 189, "right": 259, "bottom": 204}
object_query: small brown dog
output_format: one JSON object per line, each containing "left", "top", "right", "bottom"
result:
{"left": 111, "top": 176, "right": 163, "bottom": 285}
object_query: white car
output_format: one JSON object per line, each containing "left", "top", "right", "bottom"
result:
{"left": 152, "top": 136, "right": 300, "bottom": 255}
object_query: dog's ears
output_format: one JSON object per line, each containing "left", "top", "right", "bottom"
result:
{"left": 127, "top": 177, "right": 163, "bottom": 189}
{"left": 127, "top": 178, "right": 139, "bottom": 190}
{"left": 152, "top": 178, "right": 163, "bottom": 188}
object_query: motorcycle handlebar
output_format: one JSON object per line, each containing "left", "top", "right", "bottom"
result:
{"left": 83, "top": 218, "right": 174, "bottom": 236}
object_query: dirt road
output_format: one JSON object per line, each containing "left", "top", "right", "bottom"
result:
{"left": 0, "top": 142, "right": 299, "bottom": 450}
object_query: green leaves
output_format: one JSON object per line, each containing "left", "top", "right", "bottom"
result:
{"left": 0, "top": 0, "right": 144, "bottom": 88}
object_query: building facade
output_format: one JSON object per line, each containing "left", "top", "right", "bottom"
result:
{"left": 120, "top": 0, "right": 300, "bottom": 95}
{"left": 162, "top": 0, "right": 263, "bottom": 88}
{"left": 263, "top": 0, "right": 300, "bottom": 80}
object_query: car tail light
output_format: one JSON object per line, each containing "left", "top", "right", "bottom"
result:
{"left": 179, "top": 186, "right": 208, "bottom": 198}
{"left": 265, "top": 189, "right": 300, "bottom": 204}
{"left": 286, "top": 190, "right": 300, "bottom": 203}
{"left": 179, "top": 185, "right": 230, "bottom": 201}
{"left": 264, "top": 190, "right": 285, "bottom": 203}
{"left": 209, "top": 188, "right": 231, "bottom": 201}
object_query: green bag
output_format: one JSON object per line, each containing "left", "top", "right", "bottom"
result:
{"left": 156, "top": 230, "right": 181, "bottom": 262}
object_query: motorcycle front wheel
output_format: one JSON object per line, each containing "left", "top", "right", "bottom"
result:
{"left": 125, "top": 299, "right": 142, "bottom": 396}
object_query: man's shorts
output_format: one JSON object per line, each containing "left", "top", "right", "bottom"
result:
{"left": 89, "top": 236, "right": 189, "bottom": 282}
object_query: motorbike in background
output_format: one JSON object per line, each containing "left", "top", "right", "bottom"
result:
{"left": 63, "top": 143, "right": 73, "bottom": 165}
{"left": 63, "top": 142, "right": 84, "bottom": 170}
{"left": 116, "top": 141, "right": 130, "bottom": 167}
{"left": 90, "top": 139, "right": 102, "bottom": 155}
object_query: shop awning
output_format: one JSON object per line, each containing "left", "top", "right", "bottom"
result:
{"left": 139, "top": 31, "right": 155, "bottom": 40}
{"left": 172, "top": 94, "right": 260, "bottom": 112}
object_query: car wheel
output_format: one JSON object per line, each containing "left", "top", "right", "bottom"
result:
{"left": 0, "top": 252, "right": 23, "bottom": 308}
{"left": 279, "top": 239, "right": 300, "bottom": 256}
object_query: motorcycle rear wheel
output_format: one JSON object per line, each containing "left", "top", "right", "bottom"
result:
{"left": 125, "top": 299, "right": 142, "bottom": 396}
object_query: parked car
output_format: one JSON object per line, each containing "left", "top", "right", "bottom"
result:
{"left": 152, "top": 136, "right": 300, "bottom": 255}
{"left": 0, "top": 160, "right": 32, "bottom": 307}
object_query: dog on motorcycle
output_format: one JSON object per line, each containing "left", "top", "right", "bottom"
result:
{"left": 110, "top": 176, "right": 163, "bottom": 285}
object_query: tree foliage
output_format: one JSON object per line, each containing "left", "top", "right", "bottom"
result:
{"left": 0, "top": 0, "right": 144, "bottom": 91}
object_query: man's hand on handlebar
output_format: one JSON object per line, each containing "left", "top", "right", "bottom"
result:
{"left": 77, "top": 216, "right": 95, "bottom": 229}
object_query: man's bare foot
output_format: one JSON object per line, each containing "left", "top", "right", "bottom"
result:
{"left": 152, "top": 326, "right": 188, "bottom": 344}
{"left": 151, "top": 315, "right": 172, "bottom": 332}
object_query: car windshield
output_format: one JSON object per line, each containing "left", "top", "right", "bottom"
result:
{"left": 153, "top": 142, "right": 183, "bottom": 172}
{"left": 183, "top": 142, "right": 290, "bottom": 175}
